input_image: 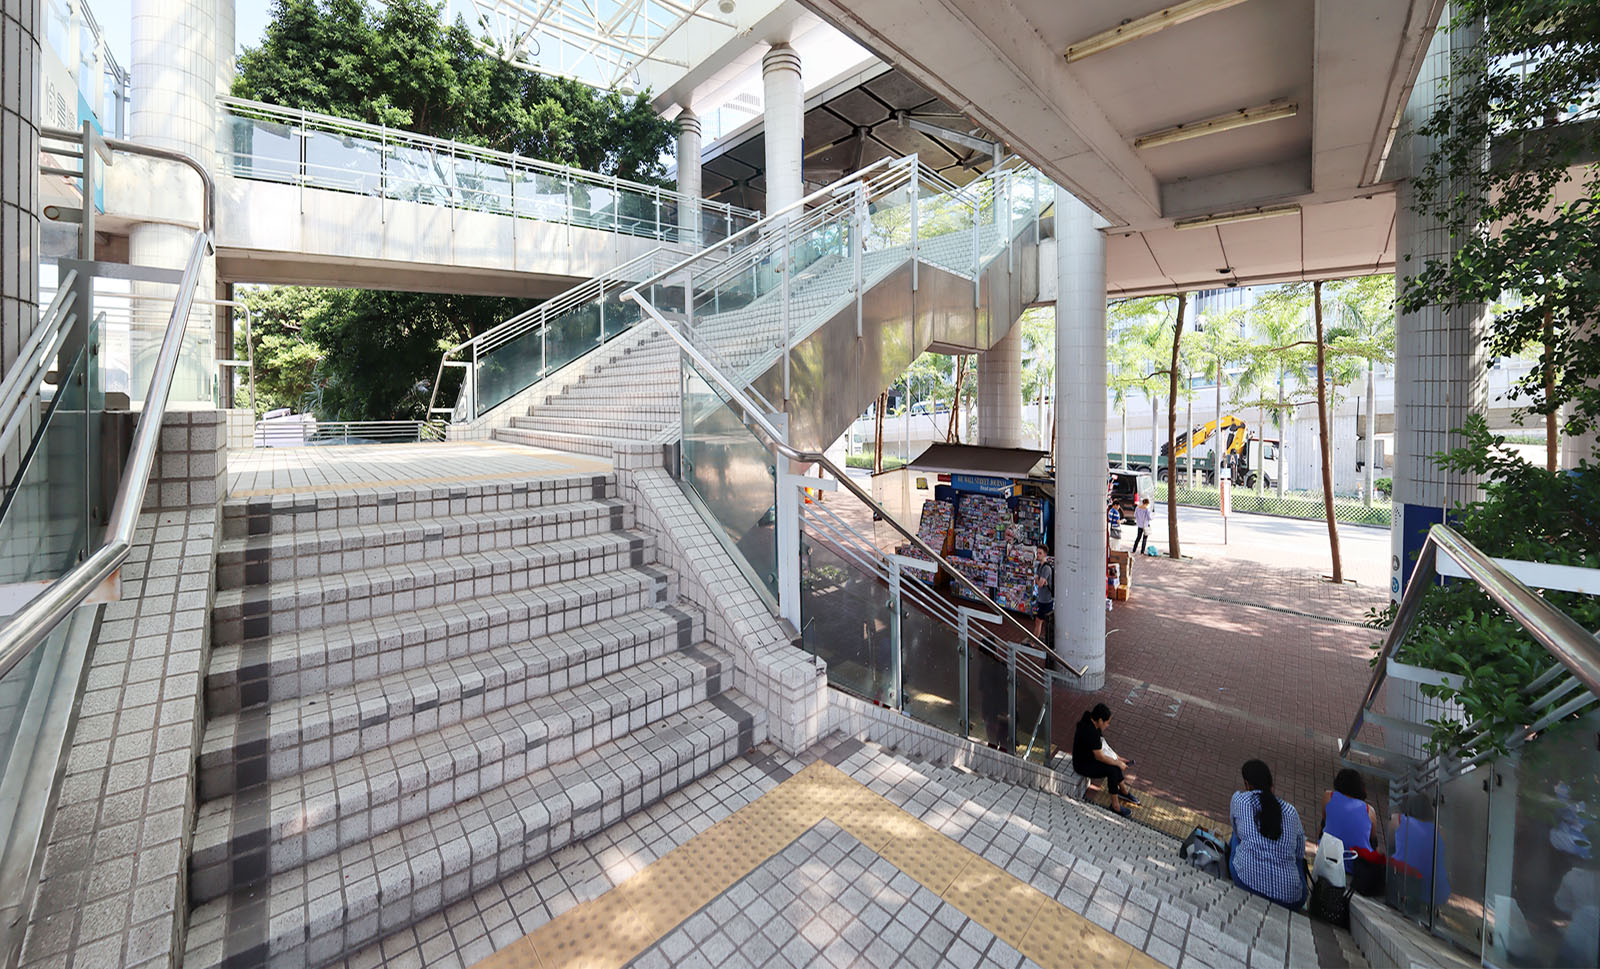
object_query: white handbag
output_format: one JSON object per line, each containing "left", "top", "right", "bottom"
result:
{"left": 1312, "top": 832, "right": 1348, "bottom": 889}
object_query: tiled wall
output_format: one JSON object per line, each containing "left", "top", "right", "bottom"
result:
{"left": 2, "top": 0, "right": 40, "bottom": 484}
{"left": 224, "top": 408, "right": 253, "bottom": 450}
{"left": 21, "top": 409, "right": 227, "bottom": 969}
{"left": 614, "top": 445, "right": 828, "bottom": 755}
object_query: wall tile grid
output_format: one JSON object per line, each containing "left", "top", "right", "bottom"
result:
{"left": 3, "top": 0, "right": 40, "bottom": 486}
{"left": 614, "top": 448, "right": 827, "bottom": 756}
{"left": 223, "top": 409, "right": 253, "bottom": 450}
{"left": 19, "top": 410, "right": 228, "bottom": 969}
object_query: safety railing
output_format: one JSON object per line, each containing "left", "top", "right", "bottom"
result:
{"left": 631, "top": 267, "right": 1079, "bottom": 764}
{"left": 252, "top": 419, "right": 447, "bottom": 448}
{"left": 1340, "top": 524, "right": 1600, "bottom": 964}
{"left": 0, "top": 229, "right": 212, "bottom": 967}
{"left": 428, "top": 245, "right": 696, "bottom": 422}
{"left": 219, "top": 97, "right": 760, "bottom": 245}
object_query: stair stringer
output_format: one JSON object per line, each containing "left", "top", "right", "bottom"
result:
{"left": 752, "top": 220, "right": 1046, "bottom": 454}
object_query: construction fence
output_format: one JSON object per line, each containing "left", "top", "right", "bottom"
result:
{"left": 1153, "top": 483, "right": 1393, "bottom": 528}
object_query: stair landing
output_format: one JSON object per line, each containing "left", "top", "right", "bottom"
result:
{"left": 227, "top": 442, "right": 611, "bottom": 498}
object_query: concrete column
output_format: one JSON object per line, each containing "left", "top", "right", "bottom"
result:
{"left": 1053, "top": 187, "right": 1107, "bottom": 691}
{"left": 761, "top": 44, "right": 803, "bottom": 219}
{"left": 977, "top": 325, "right": 1024, "bottom": 448}
{"left": 676, "top": 109, "right": 703, "bottom": 247}
{"left": 2, "top": 0, "right": 42, "bottom": 478}
{"left": 129, "top": 0, "right": 226, "bottom": 406}
{"left": 1390, "top": 11, "right": 1488, "bottom": 600}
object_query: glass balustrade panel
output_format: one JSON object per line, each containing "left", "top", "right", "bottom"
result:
{"left": 472, "top": 318, "right": 545, "bottom": 418}
{"left": 899, "top": 586, "right": 963, "bottom": 735}
{"left": 799, "top": 512, "right": 892, "bottom": 704}
{"left": 967, "top": 638, "right": 1016, "bottom": 751}
{"left": 1486, "top": 710, "right": 1600, "bottom": 968}
{"left": 0, "top": 348, "right": 92, "bottom": 589}
{"left": 303, "top": 130, "right": 381, "bottom": 196}
{"left": 457, "top": 156, "right": 513, "bottom": 215}
{"left": 385, "top": 143, "right": 453, "bottom": 207}
{"left": 223, "top": 114, "right": 298, "bottom": 184}
{"left": 1013, "top": 646, "right": 1049, "bottom": 763}
{"left": 514, "top": 170, "right": 571, "bottom": 223}
{"left": 680, "top": 357, "right": 778, "bottom": 602}
{"left": 1390, "top": 772, "right": 1488, "bottom": 955}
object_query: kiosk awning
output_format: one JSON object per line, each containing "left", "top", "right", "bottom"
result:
{"left": 907, "top": 444, "right": 1049, "bottom": 479}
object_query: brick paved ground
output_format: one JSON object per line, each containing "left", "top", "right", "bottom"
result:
{"left": 1053, "top": 554, "right": 1389, "bottom": 835}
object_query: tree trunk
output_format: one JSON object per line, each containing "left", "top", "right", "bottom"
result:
{"left": 874, "top": 391, "right": 887, "bottom": 473}
{"left": 1215, "top": 355, "right": 1224, "bottom": 485}
{"left": 1150, "top": 396, "right": 1159, "bottom": 472}
{"left": 1184, "top": 387, "right": 1194, "bottom": 487}
{"left": 1544, "top": 308, "right": 1558, "bottom": 471}
{"left": 946, "top": 357, "right": 964, "bottom": 443}
{"left": 1275, "top": 368, "right": 1287, "bottom": 498}
{"left": 1314, "top": 282, "right": 1343, "bottom": 583}
{"left": 1037, "top": 376, "right": 1046, "bottom": 448}
{"left": 1363, "top": 359, "right": 1376, "bottom": 506}
{"left": 1120, "top": 406, "right": 1128, "bottom": 466}
{"left": 1167, "top": 293, "right": 1187, "bottom": 559}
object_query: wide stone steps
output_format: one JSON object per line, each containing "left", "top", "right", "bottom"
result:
{"left": 528, "top": 399, "right": 678, "bottom": 422}
{"left": 211, "top": 529, "right": 654, "bottom": 646}
{"left": 204, "top": 566, "right": 673, "bottom": 715}
{"left": 190, "top": 640, "right": 731, "bottom": 894}
{"left": 840, "top": 743, "right": 1313, "bottom": 966}
{"left": 197, "top": 603, "right": 703, "bottom": 797}
{"left": 215, "top": 498, "right": 632, "bottom": 591}
{"left": 490, "top": 425, "right": 633, "bottom": 457}
{"left": 182, "top": 694, "right": 764, "bottom": 969}
{"left": 221, "top": 472, "right": 616, "bottom": 540}
{"left": 508, "top": 415, "right": 667, "bottom": 440}
{"left": 546, "top": 383, "right": 679, "bottom": 405}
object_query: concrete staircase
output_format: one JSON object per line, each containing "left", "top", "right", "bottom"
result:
{"left": 833, "top": 739, "right": 1367, "bottom": 969}
{"left": 183, "top": 472, "right": 765, "bottom": 969}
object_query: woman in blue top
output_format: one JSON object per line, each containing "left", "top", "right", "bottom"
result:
{"left": 1228, "top": 760, "right": 1308, "bottom": 909}
{"left": 1320, "top": 768, "right": 1378, "bottom": 871}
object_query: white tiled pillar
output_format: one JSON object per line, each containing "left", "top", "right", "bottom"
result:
{"left": 1390, "top": 9, "right": 1487, "bottom": 601}
{"left": 676, "top": 109, "right": 702, "bottom": 248}
{"left": 129, "top": 0, "right": 229, "bottom": 406}
{"left": 977, "top": 324, "right": 1023, "bottom": 448}
{"left": 1053, "top": 188, "right": 1107, "bottom": 691}
{"left": 761, "top": 44, "right": 803, "bottom": 219}
{"left": 2, "top": 0, "right": 40, "bottom": 480}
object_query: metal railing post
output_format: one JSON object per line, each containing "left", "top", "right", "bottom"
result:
{"left": 887, "top": 557, "right": 904, "bottom": 710}
{"left": 910, "top": 159, "right": 920, "bottom": 292}
{"left": 852, "top": 183, "right": 864, "bottom": 339}
{"left": 780, "top": 221, "right": 792, "bottom": 407}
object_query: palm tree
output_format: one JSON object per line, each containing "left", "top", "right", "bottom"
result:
{"left": 1234, "top": 286, "right": 1314, "bottom": 495}
{"left": 1325, "top": 275, "right": 1396, "bottom": 505}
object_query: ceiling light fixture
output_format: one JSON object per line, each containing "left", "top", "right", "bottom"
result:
{"left": 1133, "top": 101, "right": 1298, "bottom": 150}
{"left": 1174, "top": 204, "right": 1300, "bottom": 230}
{"left": 1064, "top": 0, "right": 1254, "bottom": 62}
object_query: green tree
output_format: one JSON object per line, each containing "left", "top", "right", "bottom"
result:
{"left": 231, "top": 0, "right": 681, "bottom": 420}
{"left": 1325, "top": 275, "right": 1396, "bottom": 505}
{"left": 235, "top": 286, "right": 327, "bottom": 414}
{"left": 1234, "top": 286, "right": 1315, "bottom": 496}
{"left": 1402, "top": 1, "right": 1600, "bottom": 453}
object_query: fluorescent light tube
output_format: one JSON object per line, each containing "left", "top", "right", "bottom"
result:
{"left": 1065, "top": 0, "right": 1255, "bottom": 62}
{"left": 1134, "top": 102, "right": 1299, "bottom": 150}
{"left": 1173, "top": 204, "right": 1301, "bottom": 230}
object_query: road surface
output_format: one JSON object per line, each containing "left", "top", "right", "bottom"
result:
{"left": 1128, "top": 502, "right": 1390, "bottom": 589}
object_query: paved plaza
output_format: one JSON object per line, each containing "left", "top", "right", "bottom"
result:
{"left": 1053, "top": 554, "right": 1388, "bottom": 836}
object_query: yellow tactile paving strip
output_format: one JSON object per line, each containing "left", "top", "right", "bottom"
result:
{"left": 473, "top": 761, "right": 1160, "bottom": 969}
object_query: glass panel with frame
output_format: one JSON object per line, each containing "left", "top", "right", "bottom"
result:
{"left": 799, "top": 511, "right": 892, "bottom": 704}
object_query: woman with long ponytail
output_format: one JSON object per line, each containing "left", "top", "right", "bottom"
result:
{"left": 1227, "top": 760, "right": 1308, "bottom": 908}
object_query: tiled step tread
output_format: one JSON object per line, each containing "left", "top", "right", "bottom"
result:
{"left": 200, "top": 604, "right": 700, "bottom": 775}
{"left": 495, "top": 425, "right": 661, "bottom": 448}
{"left": 220, "top": 472, "right": 617, "bottom": 538}
{"left": 191, "top": 641, "right": 731, "bottom": 891}
{"left": 183, "top": 692, "right": 764, "bottom": 969}
{"left": 204, "top": 567, "right": 673, "bottom": 714}
{"left": 508, "top": 415, "right": 665, "bottom": 434}
{"left": 211, "top": 530, "right": 656, "bottom": 637}
{"left": 216, "top": 499, "right": 633, "bottom": 587}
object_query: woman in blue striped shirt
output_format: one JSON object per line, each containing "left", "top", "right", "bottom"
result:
{"left": 1228, "top": 760, "right": 1308, "bottom": 909}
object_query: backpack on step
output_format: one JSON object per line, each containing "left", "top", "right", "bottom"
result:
{"left": 1179, "top": 826, "right": 1229, "bottom": 879}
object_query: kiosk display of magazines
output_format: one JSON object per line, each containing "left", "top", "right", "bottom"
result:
{"left": 891, "top": 444, "right": 1056, "bottom": 618}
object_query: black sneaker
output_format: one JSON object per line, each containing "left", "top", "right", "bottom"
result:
{"left": 1121, "top": 790, "right": 1142, "bottom": 806}
{"left": 1111, "top": 804, "right": 1133, "bottom": 818}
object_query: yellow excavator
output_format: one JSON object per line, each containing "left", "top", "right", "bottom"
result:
{"left": 1167, "top": 415, "right": 1250, "bottom": 460}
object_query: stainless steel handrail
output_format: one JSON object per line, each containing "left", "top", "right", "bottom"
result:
{"left": 0, "top": 230, "right": 212, "bottom": 684}
{"left": 1340, "top": 523, "right": 1600, "bottom": 759}
{"left": 620, "top": 154, "right": 910, "bottom": 302}
{"left": 42, "top": 128, "right": 215, "bottom": 235}
{"left": 625, "top": 290, "right": 1085, "bottom": 679}
{"left": 0, "top": 273, "right": 79, "bottom": 464}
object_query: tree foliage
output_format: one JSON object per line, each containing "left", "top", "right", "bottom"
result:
{"left": 1402, "top": 0, "right": 1600, "bottom": 441}
{"left": 235, "top": 0, "right": 677, "bottom": 183}
{"left": 231, "top": 0, "right": 680, "bottom": 420}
